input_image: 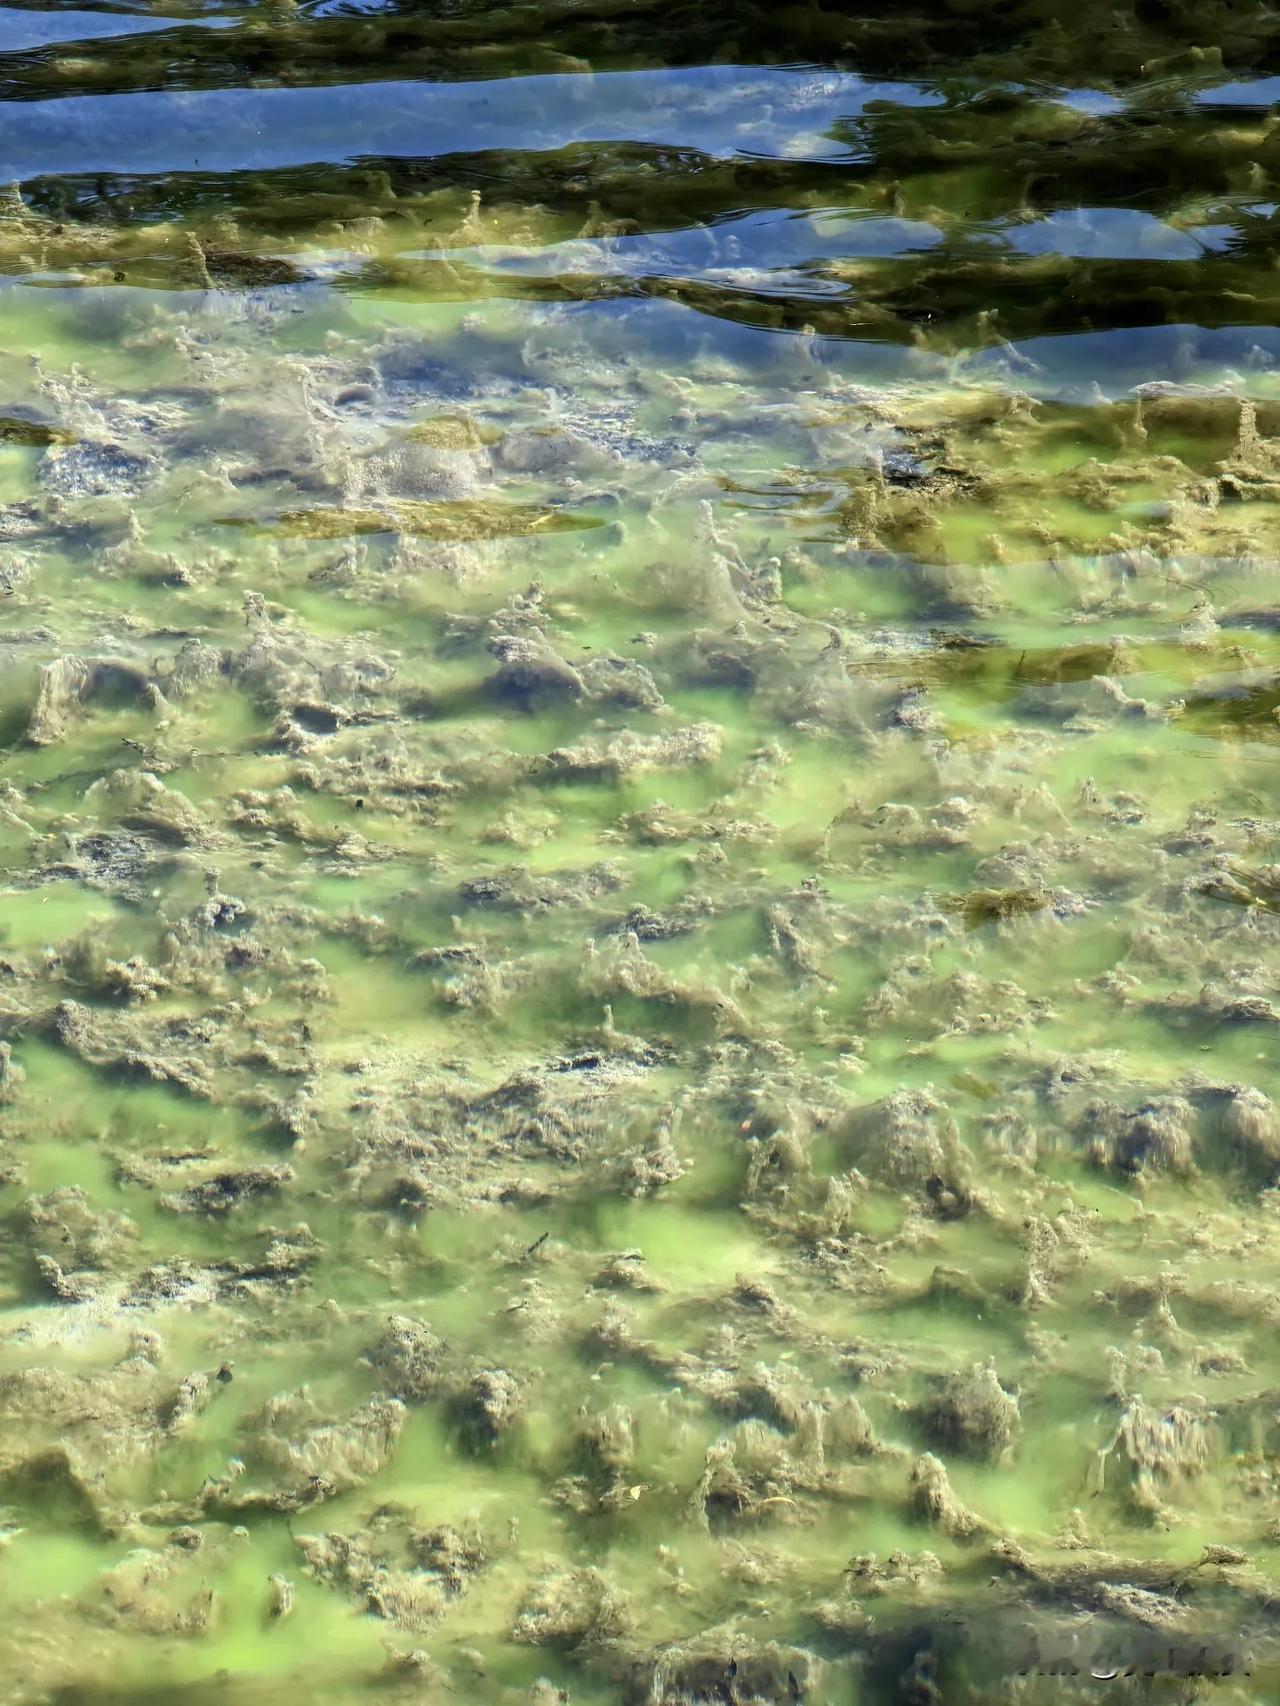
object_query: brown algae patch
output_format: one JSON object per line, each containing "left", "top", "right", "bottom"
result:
{"left": 229, "top": 501, "right": 604, "bottom": 541}
{"left": 0, "top": 414, "right": 75, "bottom": 448}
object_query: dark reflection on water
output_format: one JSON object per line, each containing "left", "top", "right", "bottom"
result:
{"left": 0, "top": 0, "right": 1276, "bottom": 340}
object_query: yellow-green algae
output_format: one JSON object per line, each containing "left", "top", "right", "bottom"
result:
{"left": 4, "top": 5, "right": 1280, "bottom": 1704}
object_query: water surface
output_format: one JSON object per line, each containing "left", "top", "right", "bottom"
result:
{"left": 2, "top": 2, "right": 1280, "bottom": 1703}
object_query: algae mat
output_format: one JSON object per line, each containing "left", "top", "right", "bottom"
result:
{"left": 5, "top": 3, "right": 1280, "bottom": 1702}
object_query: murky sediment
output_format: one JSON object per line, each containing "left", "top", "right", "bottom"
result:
{"left": 3, "top": 3, "right": 1280, "bottom": 1702}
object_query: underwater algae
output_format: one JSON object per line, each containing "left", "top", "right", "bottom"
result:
{"left": 6, "top": 3, "right": 1280, "bottom": 1704}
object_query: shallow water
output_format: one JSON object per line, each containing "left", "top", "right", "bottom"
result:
{"left": 3, "top": 3, "right": 1280, "bottom": 1703}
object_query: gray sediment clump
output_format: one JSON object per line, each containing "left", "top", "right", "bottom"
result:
{"left": 363, "top": 1315, "right": 448, "bottom": 1402}
{"left": 908, "top": 1452, "right": 986, "bottom": 1538}
{"left": 44, "top": 998, "right": 217, "bottom": 1097}
{"left": 458, "top": 860, "right": 627, "bottom": 911}
{"left": 207, "top": 1391, "right": 407, "bottom": 1513}
{"left": 0, "top": 1040, "right": 24, "bottom": 1103}
{"left": 0, "top": 1359, "right": 227, "bottom": 1533}
{"left": 25, "top": 1185, "right": 138, "bottom": 1273}
{"left": 580, "top": 651, "right": 666, "bottom": 711}
{"left": 683, "top": 1418, "right": 852, "bottom": 1532}
{"left": 608, "top": 900, "right": 717, "bottom": 941}
{"left": 629, "top": 1633, "right": 821, "bottom": 1705}
{"left": 916, "top": 1362, "right": 1021, "bottom": 1460}
{"left": 454, "top": 1365, "right": 525, "bottom": 1450}
{"left": 83, "top": 767, "right": 224, "bottom": 849}
{"left": 157, "top": 1163, "right": 296, "bottom": 1217}
{"left": 582, "top": 933, "right": 750, "bottom": 1036}
{"left": 1084, "top": 1095, "right": 1196, "bottom": 1175}
{"left": 1092, "top": 1395, "right": 1215, "bottom": 1521}
{"left": 41, "top": 442, "right": 156, "bottom": 500}
{"left": 89, "top": 1541, "right": 220, "bottom": 1635}
{"left": 512, "top": 1564, "right": 631, "bottom": 1652}
{"left": 617, "top": 801, "right": 776, "bottom": 846}
{"left": 23, "top": 655, "right": 157, "bottom": 746}
{"left": 265, "top": 1572, "right": 294, "bottom": 1621}
{"left": 487, "top": 630, "right": 587, "bottom": 707}
{"left": 408, "top": 1520, "right": 487, "bottom": 1594}
{"left": 345, "top": 433, "right": 485, "bottom": 505}
{"left": 294, "top": 1527, "right": 450, "bottom": 1632}
{"left": 487, "top": 621, "right": 664, "bottom": 714}
{"left": 838, "top": 1088, "right": 977, "bottom": 1206}
{"left": 1199, "top": 1081, "right": 1280, "bottom": 1176}
{"left": 539, "top": 721, "right": 722, "bottom": 781}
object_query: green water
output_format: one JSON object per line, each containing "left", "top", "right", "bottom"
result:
{"left": 3, "top": 3, "right": 1280, "bottom": 1702}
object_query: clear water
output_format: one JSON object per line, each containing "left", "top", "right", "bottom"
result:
{"left": 2, "top": 3, "right": 1280, "bottom": 1702}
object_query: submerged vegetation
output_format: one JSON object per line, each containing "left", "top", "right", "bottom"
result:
{"left": 4, "top": 1, "right": 1280, "bottom": 1702}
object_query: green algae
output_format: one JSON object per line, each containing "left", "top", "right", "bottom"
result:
{"left": 4, "top": 7, "right": 1280, "bottom": 1706}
